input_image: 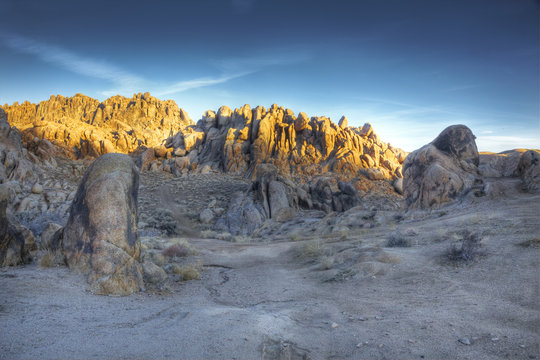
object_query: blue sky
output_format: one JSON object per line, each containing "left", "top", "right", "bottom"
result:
{"left": 0, "top": 0, "right": 538, "bottom": 152}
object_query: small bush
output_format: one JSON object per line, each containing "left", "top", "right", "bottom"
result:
{"left": 386, "top": 232, "right": 411, "bottom": 247}
{"left": 162, "top": 240, "right": 196, "bottom": 258}
{"left": 446, "top": 230, "right": 483, "bottom": 263}
{"left": 178, "top": 265, "right": 201, "bottom": 281}
{"left": 147, "top": 208, "right": 177, "bottom": 236}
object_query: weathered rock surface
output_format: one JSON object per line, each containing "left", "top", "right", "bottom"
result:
{"left": 478, "top": 150, "right": 525, "bottom": 178}
{"left": 59, "top": 153, "right": 144, "bottom": 295}
{"left": 2, "top": 93, "right": 193, "bottom": 159}
{"left": 0, "top": 184, "right": 36, "bottom": 266}
{"left": 0, "top": 108, "right": 36, "bottom": 186}
{"left": 403, "top": 125, "right": 483, "bottom": 209}
{"left": 515, "top": 150, "right": 540, "bottom": 193}
{"left": 217, "top": 163, "right": 399, "bottom": 235}
{"left": 3, "top": 97, "right": 407, "bottom": 181}
{"left": 164, "top": 104, "right": 406, "bottom": 181}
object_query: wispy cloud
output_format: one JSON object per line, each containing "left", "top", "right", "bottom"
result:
{"left": 144, "top": 73, "right": 250, "bottom": 97}
{"left": 0, "top": 31, "right": 144, "bottom": 91}
{"left": 0, "top": 31, "right": 304, "bottom": 98}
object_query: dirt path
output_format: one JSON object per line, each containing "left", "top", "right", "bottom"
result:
{"left": 1, "top": 181, "right": 539, "bottom": 359}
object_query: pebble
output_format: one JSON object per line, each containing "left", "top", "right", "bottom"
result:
{"left": 491, "top": 337, "right": 499, "bottom": 342}
{"left": 459, "top": 337, "right": 471, "bottom": 345}
{"left": 31, "top": 183, "right": 43, "bottom": 194}
{"left": 331, "top": 322, "right": 339, "bottom": 329}
{"left": 375, "top": 315, "right": 383, "bottom": 320}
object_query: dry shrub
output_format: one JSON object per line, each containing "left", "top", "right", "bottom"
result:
{"left": 171, "top": 261, "right": 202, "bottom": 281}
{"left": 147, "top": 208, "right": 177, "bottom": 236}
{"left": 386, "top": 231, "right": 411, "bottom": 247}
{"left": 162, "top": 239, "right": 197, "bottom": 258}
{"left": 39, "top": 250, "right": 65, "bottom": 268}
{"left": 446, "top": 230, "right": 483, "bottom": 263}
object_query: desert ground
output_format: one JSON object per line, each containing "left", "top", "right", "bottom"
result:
{"left": 1, "top": 167, "right": 539, "bottom": 360}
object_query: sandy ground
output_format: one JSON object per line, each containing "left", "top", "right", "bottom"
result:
{"left": 1, "top": 175, "right": 539, "bottom": 360}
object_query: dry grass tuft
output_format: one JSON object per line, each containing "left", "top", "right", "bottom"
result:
{"left": 39, "top": 250, "right": 65, "bottom": 268}
{"left": 375, "top": 251, "right": 401, "bottom": 264}
{"left": 171, "top": 261, "right": 202, "bottom": 281}
{"left": 295, "top": 240, "right": 324, "bottom": 259}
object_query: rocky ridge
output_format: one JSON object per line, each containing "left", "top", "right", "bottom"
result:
{"left": 163, "top": 104, "right": 406, "bottom": 182}
{"left": 2, "top": 93, "right": 193, "bottom": 158}
{"left": 2, "top": 95, "right": 407, "bottom": 184}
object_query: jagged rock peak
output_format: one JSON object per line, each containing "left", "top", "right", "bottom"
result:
{"left": 166, "top": 103, "right": 408, "bottom": 181}
{"left": 1, "top": 93, "right": 193, "bottom": 158}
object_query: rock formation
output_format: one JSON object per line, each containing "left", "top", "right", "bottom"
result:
{"left": 0, "top": 184, "right": 36, "bottom": 266}
{"left": 2, "top": 96, "right": 407, "bottom": 182}
{"left": 58, "top": 153, "right": 144, "bottom": 295}
{"left": 403, "top": 125, "right": 484, "bottom": 209}
{"left": 515, "top": 150, "right": 540, "bottom": 193}
{"left": 0, "top": 108, "right": 36, "bottom": 186}
{"left": 164, "top": 103, "right": 406, "bottom": 181}
{"left": 216, "top": 163, "right": 399, "bottom": 236}
{"left": 2, "top": 93, "right": 193, "bottom": 159}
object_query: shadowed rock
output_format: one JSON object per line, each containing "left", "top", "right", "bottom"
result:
{"left": 403, "top": 125, "right": 483, "bottom": 209}
{"left": 516, "top": 150, "right": 540, "bottom": 193}
{"left": 0, "top": 184, "right": 36, "bottom": 266}
{"left": 60, "top": 153, "right": 143, "bottom": 295}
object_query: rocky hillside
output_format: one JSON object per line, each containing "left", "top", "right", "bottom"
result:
{"left": 2, "top": 95, "right": 407, "bottom": 183}
{"left": 2, "top": 93, "right": 193, "bottom": 158}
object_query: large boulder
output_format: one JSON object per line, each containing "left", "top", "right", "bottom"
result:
{"left": 403, "top": 125, "right": 483, "bottom": 209}
{"left": 60, "top": 153, "right": 144, "bottom": 295}
{"left": 516, "top": 150, "right": 540, "bottom": 193}
{"left": 0, "top": 184, "right": 36, "bottom": 266}
{"left": 215, "top": 191, "right": 265, "bottom": 236}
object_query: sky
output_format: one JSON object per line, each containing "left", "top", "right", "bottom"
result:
{"left": 0, "top": 0, "right": 538, "bottom": 152}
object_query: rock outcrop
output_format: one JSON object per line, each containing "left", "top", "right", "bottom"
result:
{"left": 3, "top": 97, "right": 406, "bottom": 182}
{"left": 2, "top": 93, "right": 193, "bottom": 159}
{"left": 58, "top": 153, "right": 143, "bottom": 295}
{"left": 0, "top": 108, "right": 35, "bottom": 186}
{"left": 515, "top": 150, "right": 540, "bottom": 193}
{"left": 164, "top": 103, "right": 406, "bottom": 181}
{"left": 0, "top": 184, "right": 36, "bottom": 266}
{"left": 403, "top": 125, "right": 484, "bottom": 209}
{"left": 217, "top": 163, "right": 400, "bottom": 236}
